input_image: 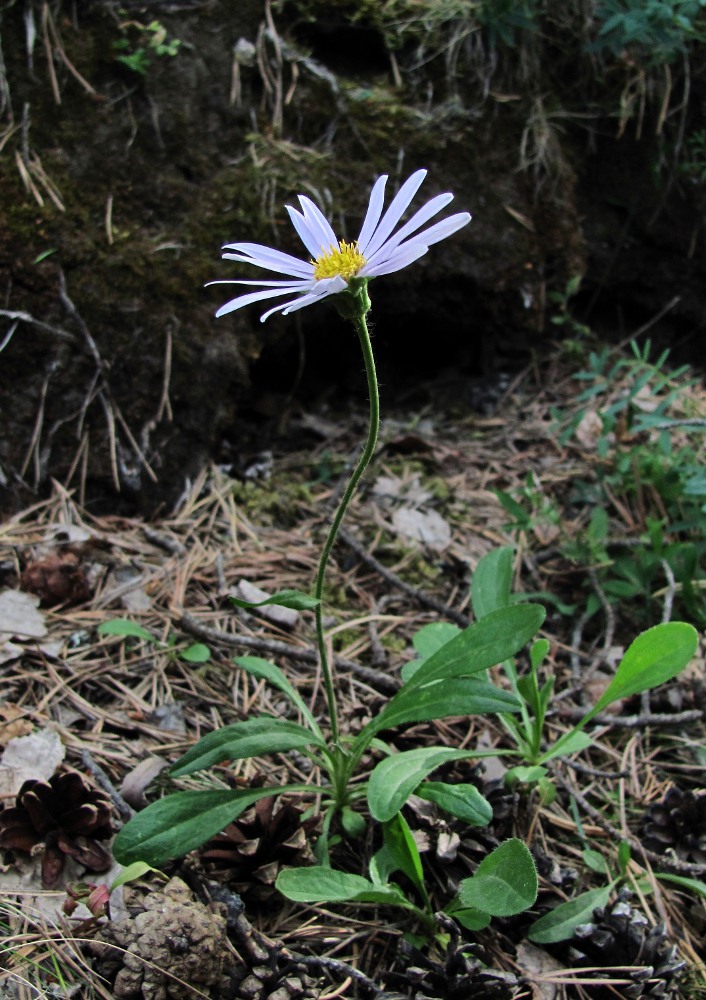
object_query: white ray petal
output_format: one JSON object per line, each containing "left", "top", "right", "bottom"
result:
{"left": 401, "top": 212, "right": 472, "bottom": 249}
{"left": 207, "top": 278, "right": 314, "bottom": 290}
{"left": 215, "top": 285, "right": 307, "bottom": 318}
{"left": 261, "top": 290, "right": 331, "bottom": 322}
{"left": 281, "top": 288, "right": 338, "bottom": 315}
{"left": 360, "top": 243, "right": 429, "bottom": 278}
{"left": 357, "top": 175, "right": 388, "bottom": 253}
{"left": 286, "top": 205, "right": 324, "bottom": 258}
{"left": 365, "top": 193, "right": 454, "bottom": 265}
{"left": 362, "top": 169, "right": 427, "bottom": 259}
{"left": 312, "top": 275, "right": 348, "bottom": 294}
{"left": 298, "top": 196, "right": 339, "bottom": 254}
{"left": 222, "top": 243, "right": 312, "bottom": 278}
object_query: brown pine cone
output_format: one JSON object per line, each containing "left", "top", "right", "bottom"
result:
{"left": 88, "top": 877, "right": 231, "bottom": 999}
{"left": 640, "top": 786, "right": 706, "bottom": 865}
{"left": 201, "top": 792, "right": 315, "bottom": 902}
{"left": 570, "top": 889, "right": 686, "bottom": 998}
{"left": 0, "top": 770, "right": 113, "bottom": 888}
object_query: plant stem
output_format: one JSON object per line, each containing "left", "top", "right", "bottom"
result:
{"left": 314, "top": 288, "right": 378, "bottom": 758}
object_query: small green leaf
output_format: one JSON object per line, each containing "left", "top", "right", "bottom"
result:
{"left": 413, "top": 621, "right": 462, "bottom": 658}
{"left": 371, "top": 677, "right": 520, "bottom": 734}
{"left": 417, "top": 782, "right": 492, "bottom": 827}
{"left": 530, "top": 638, "right": 550, "bottom": 672}
{"left": 401, "top": 604, "right": 545, "bottom": 694}
{"left": 458, "top": 839, "right": 538, "bottom": 917}
{"left": 656, "top": 873, "right": 706, "bottom": 901}
{"left": 471, "top": 546, "right": 514, "bottom": 619}
{"left": 111, "top": 861, "right": 165, "bottom": 889}
{"left": 276, "top": 867, "right": 408, "bottom": 906}
{"left": 33, "top": 248, "right": 58, "bottom": 264}
{"left": 538, "top": 729, "right": 593, "bottom": 764}
{"left": 170, "top": 717, "right": 323, "bottom": 776}
{"left": 528, "top": 884, "right": 614, "bottom": 944}
{"left": 591, "top": 622, "right": 698, "bottom": 717}
{"left": 537, "top": 776, "right": 556, "bottom": 805}
{"left": 617, "top": 840, "right": 631, "bottom": 875}
{"left": 180, "top": 643, "right": 211, "bottom": 663}
{"left": 98, "top": 619, "right": 155, "bottom": 642}
{"left": 582, "top": 849, "right": 609, "bottom": 875}
{"left": 381, "top": 812, "right": 424, "bottom": 892}
{"left": 341, "top": 806, "right": 367, "bottom": 839}
{"left": 368, "top": 747, "right": 498, "bottom": 823}
{"left": 495, "top": 490, "right": 531, "bottom": 528}
{"left": 449, "top": 907, "right": 491, "bottom": 931}
{"left": 505, "top": 765, "right": 548, "bottom": 786}
{"left": 235, "top": 656, "right": 321, "bottom": 734}
{"left": 402, "top": 622, "right": 461, "bottom": 682}
{"left": 229, "top": 589, "right": 319, "bottom": 611}
{"left": 113, "top": 786, "right": 310, "bottom": 867}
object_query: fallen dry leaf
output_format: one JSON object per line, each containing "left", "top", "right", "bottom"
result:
{"left": 392, "top": 507, "right": 451, "bottom": 551}
{"left": 0, "top": 728, "right": 65, "bottom": 797}
{"left": 0, "top": 589, "right": 47, "bottom": 639}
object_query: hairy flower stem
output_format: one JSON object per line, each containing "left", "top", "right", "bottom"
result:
{"left": 314, "top": 282, "right": 377, "bottom": 776}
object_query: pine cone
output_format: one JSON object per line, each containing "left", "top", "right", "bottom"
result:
{"left": 21, "top": 550, "right": 92, "bottom": 606}
{"left": 570, "top": 889, "right": 686, "bottom": 998}
{"left": 201, "top": 792, "right": 315, "bottom": 902}
{"left": 640, "top": 786, "right": 706, "bottom": 865}
{"left": 0, "top": 770, "right": 113, "bottom": 888}
{"left": 235, "top": 964, "right": 320, "bottom": 1000}
{"left": 88, "top": 877, "right": 230, "bottom": 999}
{"left": 382, "top": 937, "right": 519, "bottom": 1000}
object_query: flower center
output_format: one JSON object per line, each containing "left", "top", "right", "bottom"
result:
{"left": 313, "top": 240, "right": 366, "bottom": 281}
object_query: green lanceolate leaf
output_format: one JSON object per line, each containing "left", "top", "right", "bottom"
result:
{"left": 235, "top": 656, "right": 321, "bottom": 734}
{"left": 458, "top": 839, "right": 538, "bottom": 917}
{"left": 471, "top": 546, "right": 514, "bottom": 619}
{"left": 416, "top": 782, "right": 492, "bottom": 827}
{"left": 170, "top": 717, "right": 324, "bottom": 777}
{"left": 528, "top": 884, "right": 615, "bottom": 944}
{"left": 402, "top": 622, "right": 461, "bottom": 682}
{"left": 180, "top": 643, "right": 211, "bottom": 663}
{"left": 380, "top": 812, "right": 424, "bottom": 892}
{"left": 590, "top": 622, "right": 698, "bottom": 717}
{"left": 530, "top": 638, "right": 550, "bottom": 672}
{"left": 113, "top": 785, "right": 313, "bottom": 867}
{"left": 368, "top": 746, "right": 504, "bottom": 823}
{"left": 276, "top": 867, "right": 408, "bottom": 907}
{"left": 371, "top": 677, "right": 520, "bottom": 735}
{"left": 229, "top": 589, "right": 320, "bottom": 611}
{"left": 400, "top": 604, "right": 545, "bottom": 695}
{"left": 656, "top": 873, "right": 706, "bottom": 901}
{"left": 504, "top": 764, "right": 549, "bottom": 786}
{"left": 538, "top": 729, "right": 593, "bottom": 764}
{"left": 111, "top": 861, "right": 166, "bottom": 889}
{"left": 98, "top": 619, "right": 155, "bottom": 642}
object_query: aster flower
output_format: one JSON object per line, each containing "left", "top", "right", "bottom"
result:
{"left": 209, "top": 169, "right": 471, "bottom": 322}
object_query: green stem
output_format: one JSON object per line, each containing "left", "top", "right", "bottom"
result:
{"left": 314, "top": 286, "right": 378, "bottom": 756}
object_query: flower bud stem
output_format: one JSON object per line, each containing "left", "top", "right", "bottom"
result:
{"left": 314, "top": 281, "right": 377, "bottom": 781}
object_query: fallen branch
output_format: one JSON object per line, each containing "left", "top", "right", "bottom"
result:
{"left": 179, "top": 611, "right": 400, "bottom": 694}
{"left": 339, "top": 526, "right": 470, "bottom": 628}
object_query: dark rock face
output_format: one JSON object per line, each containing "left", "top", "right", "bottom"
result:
{"left": 0, "top": 1, "right": 702, "bottom": 512}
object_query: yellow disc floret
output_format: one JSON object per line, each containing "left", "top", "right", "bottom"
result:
{"left": 313, "top": 240, "right": 367, "bottom": 281}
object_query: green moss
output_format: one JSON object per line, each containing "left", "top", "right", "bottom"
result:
{"left": 232, "top": 478, "right": 316, "bottom": 527}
